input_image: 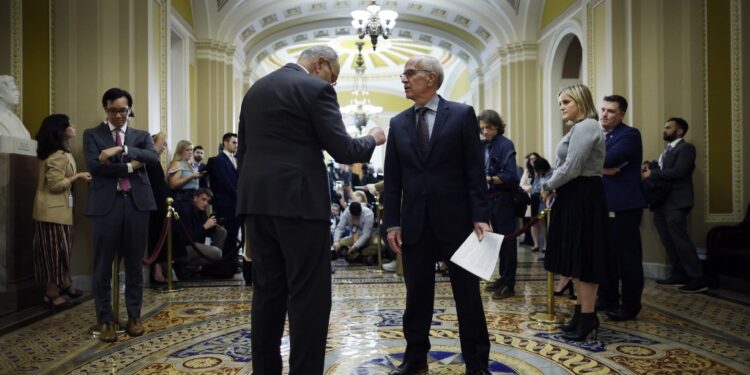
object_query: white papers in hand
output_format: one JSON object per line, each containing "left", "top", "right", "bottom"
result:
{"left": 449, "top": 232, "right": 504, "bottom": 281}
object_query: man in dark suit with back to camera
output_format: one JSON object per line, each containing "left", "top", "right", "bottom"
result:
{"left": 236, "top": 45, "right": 386, "bottom": 375}
{"left": 384, "top": 55, "right": 492, "bottom": 375}
{"left": 83, "top": 88, "right": 159, "bottom": 342}
{"left": 642, "top": 117, "right": 707, "bottom": 293}
{"left": 596, "top": 95, "right": 648, "bottom": 321}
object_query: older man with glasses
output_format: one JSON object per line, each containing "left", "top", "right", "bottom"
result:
{"left": 236, "top": 45, "right": 386, "bottom": 374}
{"left": 384, "top": 55, "right": 493, "bottom": 375}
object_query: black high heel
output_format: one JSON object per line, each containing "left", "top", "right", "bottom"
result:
{"left": 560, "top": 305, "right": 581, "bottom": 332}
{"left": 562, "top": 312, "right": 600, "bottom": 341}
{"left": 58, "top": 284, "right": 83, "bottom": 299}
{"left": 554, "top": 280, "right": 573, "bottom": 296}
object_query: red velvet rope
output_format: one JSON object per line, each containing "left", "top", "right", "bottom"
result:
{"left": 143, "top": 217, "right": 170, "bottom": 265}
{"left": 503, "top": 210, "right": 549, "bottom": 242}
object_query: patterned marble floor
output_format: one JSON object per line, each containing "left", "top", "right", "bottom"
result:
{"left": 1, "top": 249, "right": 749, "bottom": 374}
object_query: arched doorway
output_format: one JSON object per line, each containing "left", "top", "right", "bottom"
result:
{"left": 543, "top": 30, "right": 583, "bottom": 156}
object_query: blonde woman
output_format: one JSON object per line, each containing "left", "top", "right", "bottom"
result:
{"left": 32, "top": 114, "right": 92, "bottom": 308}
{"left": 168, "top": 140, "right": 202, "bottom": 211}
{"left": 541, "top": 84, "right": 609, "bottom": 341}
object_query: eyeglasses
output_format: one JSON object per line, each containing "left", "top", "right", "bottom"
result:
{"left": 400, "top": 69, "right": 432, "bottom": 79}
{"left": 106, "top": 108, "right": 130, "bottom": 116}
{"left": 322, "top": 60, "right": 338, "bottom": 86}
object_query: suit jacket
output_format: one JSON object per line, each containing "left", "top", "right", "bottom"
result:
{"left": 602, "top": 123, "right": 647, "bottom": 212}
{"left": 383, "top": 96, "right": 489, "bottom": 246}
{"left": 208, "top": 153, "right": 238, "bottom": 218}
{"left": 146, "top": 160, "right": 170, "bottom": 214}
{"left": 83, "top": 122, "right": 159, "bottom": 216}
{"left": 650, "top": 139, "right": 695, "bottom": 210}
{"left": 236, "top": 63, "right": 376, "bottom": 220}
{"left": 33, "top": 151, "right": 77, "bottom": 225}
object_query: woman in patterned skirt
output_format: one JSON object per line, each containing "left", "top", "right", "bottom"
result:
{"left": 32, "top": 114, "right": 91, "bottom": 308}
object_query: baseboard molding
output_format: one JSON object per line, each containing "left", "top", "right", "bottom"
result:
{"left": 643, "top": 262, "right": 670, "bottom": 280}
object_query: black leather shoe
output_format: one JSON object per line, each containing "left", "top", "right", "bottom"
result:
{"left": 484, "top": 278, "right": 502, "bottom": 292}
{"left": 655, "top": 275, "right": 689, "bottom": 287}
{"left": 606, "top": 308, "right": 638, "bottom": 321}
{"left": 389, "top": 362, "right": 428, "bottom": 375}
{"left": 466, "top": 368, "right": 491, "bottom": 375}
{"left": 491, "top": 285, "right": 515, "bottom": 300}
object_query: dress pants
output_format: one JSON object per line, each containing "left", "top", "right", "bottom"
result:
{"left": 401, "top": 220, "right": 490, "bottom": 370}
{"left": 491, "top": 198, "right": 517, "bottom": 289}
{"left": 599, "top": 209, "right": 644, "bottom": 314}
{"left": 653, "top": 207, "right": 703, "bottom": 279}
{"left": 246, "top": 215, "right": 331, "bottom": 375}
{"left": 91, "top": 194, "right": 149, "bottom": 324}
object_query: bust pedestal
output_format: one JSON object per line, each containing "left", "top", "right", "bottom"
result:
{"left": 0, "top": 150, "right": 42, "bottom": 317}
{"left": 0, "top": 135, "right": 36, "bottom": 156}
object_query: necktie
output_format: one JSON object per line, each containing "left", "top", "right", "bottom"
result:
{"left": 416, "top": 107, "right": 430, "bottom": 158}
{"left": 115, "top": 128, "right": 131, "bottom": 191}
{"left": 662, "top": 144, "right": 673, "bottom": 161}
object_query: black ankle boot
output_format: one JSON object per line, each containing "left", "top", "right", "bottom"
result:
{"left": 560, "top": 305, "right": 581, "bottom": 332}
{"left": 562, "top": 312, "right": 600, "bottom": 341}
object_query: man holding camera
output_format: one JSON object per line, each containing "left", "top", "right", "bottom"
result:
{"left": 478, "top": 109, "right": 520, "bottom": 300}
{"left": 178, "top": 188, "right": 225, "bottom": 269}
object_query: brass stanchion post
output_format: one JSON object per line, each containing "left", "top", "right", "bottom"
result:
{"left": 370, "top": 200, "right": 383, "bottom": 274}
{"left": 159, "top": 197, "right": 182, "bottom": 293}
{"left": 529, "top": 208, "right": 567, "bottom": 327}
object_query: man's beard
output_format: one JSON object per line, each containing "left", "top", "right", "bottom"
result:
{"left": 194, "top": 155, "right": 203, "bottom": 162}
{"left": 662, "top": 133, "right": 676, "bottom": 142}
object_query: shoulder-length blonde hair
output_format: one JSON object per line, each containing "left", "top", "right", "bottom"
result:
{"left": 172, "top": 140, "right": 192, "bottom": 162}
{"left": 558, "top": 84, "right": 598, "bottom": 124}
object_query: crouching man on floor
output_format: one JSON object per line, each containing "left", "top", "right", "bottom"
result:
{"left": 332, "top": 201, "right": 379, "bottom": 264}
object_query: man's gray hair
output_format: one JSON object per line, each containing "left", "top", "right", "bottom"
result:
{"left": 299, "top": 45, "right": 338, "bottom": 63}
{"left": 412, "top": 55, "right": 444, "bottom": 89}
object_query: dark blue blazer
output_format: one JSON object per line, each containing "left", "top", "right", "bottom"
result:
{"left": 383, "top": 96, "right": 489, "bottom": 246}
{"left": 208, "top": 153, "right": 238, "bottom": 219}
{"left": 485, "top": 134, "right": 518, "bottom": 233}
{"left": 602, "top": 123, "right": 647, "bottom": 212}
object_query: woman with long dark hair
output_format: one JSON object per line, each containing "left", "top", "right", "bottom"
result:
{"left": 32, "top": 114, "right": 91, "bottom": 308}
{"left": 542, "top": 84, "right": 609, "bottom": 341}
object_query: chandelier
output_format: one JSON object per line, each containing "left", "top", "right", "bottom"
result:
{"left": 350, "top": 1, "right": 398, "bottom": 51}
{"left": 341, "top": 42, "right": 383, "bottom": 133}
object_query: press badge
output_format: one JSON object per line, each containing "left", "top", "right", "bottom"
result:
{"left": 68, "top": 192, "right": 74, "bottom": 208}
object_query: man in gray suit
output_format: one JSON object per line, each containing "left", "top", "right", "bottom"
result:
{"left": 642, "top": 117, "right": 707, "bottom": 293}
{"left": 84, "top": 88, "right": 159, "bottom": 342}
{"left": 236, "top": 46, "right": 385, "bottom": 374}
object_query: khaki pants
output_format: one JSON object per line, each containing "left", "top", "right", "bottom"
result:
{"left": 339, "top": 235, "right": 380, "bottom": 263}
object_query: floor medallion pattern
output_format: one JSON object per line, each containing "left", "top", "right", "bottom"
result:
{"left": 0, "top": 248, "right": 748, "bottom": 374}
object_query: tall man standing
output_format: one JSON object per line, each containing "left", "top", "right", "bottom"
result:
{"left": 597, "top": 95, "right": 647, "bottom": 321}
{"left": 642, "top": 118, "right": 707, "bottom": 293}
{"left": 236, "top": 45, "right": 385, "bottom": 374}
{"left": 208, "top": 133, "right": 240, "bottom": 269}
{"left": 384, "top": 55, "right": 492, "bottom": 375}
{"left": 83, "top": 88, "right": 158, "bottom": 342}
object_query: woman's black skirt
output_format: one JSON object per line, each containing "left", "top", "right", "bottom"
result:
{"left": 544, "top": 176, "right": 611, "bottom": 284}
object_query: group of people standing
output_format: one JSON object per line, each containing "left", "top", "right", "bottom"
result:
{"left": 27, "top": 43, "right": 703, "bottom": 375}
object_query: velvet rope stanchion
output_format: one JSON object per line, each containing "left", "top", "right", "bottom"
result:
{"left": 370, "top": 200, "right": 384, "bottom": 274}
{"left": 158, "top": 197, "right": 183, "bottom": 294}
{"left": 528, "top": 208, "right": 568, "bottom": 327}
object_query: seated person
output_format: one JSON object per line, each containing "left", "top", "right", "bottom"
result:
{"left": 333, "top": 202, "right": 379, "bottom": 264}
{"left": 176, "top": 188, "right": 226, "bottom": 273}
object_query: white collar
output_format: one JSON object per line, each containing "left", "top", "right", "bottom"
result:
{"left": 107, "top": 122, "right": 128, "bottom": 133}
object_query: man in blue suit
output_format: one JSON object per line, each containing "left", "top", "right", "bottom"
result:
{"left": 207, "top": 133, "right": 241, "bottom": 269}
{"left": 596, "top": 95, "right": 648, "bottom": 321}
{"left": 384, "top": 55, "right": 492, "bottom": 375}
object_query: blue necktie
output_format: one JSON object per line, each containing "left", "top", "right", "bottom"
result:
{"left": 662, "top": 144, "right": 673, "bottom": 161}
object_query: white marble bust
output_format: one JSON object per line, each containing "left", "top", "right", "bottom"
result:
{"left": 0, "top": 75, "right": 31, "bottom": 139}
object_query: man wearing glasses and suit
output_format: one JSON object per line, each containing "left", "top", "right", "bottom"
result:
{"left": 236, "top": 45, "right": 386, "bottom": 374}
{"left": 383, "top": 55, "right": 492, "bottom": 375}
{"left": 83, "top": 88, "right": 159, "bottom": 342}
